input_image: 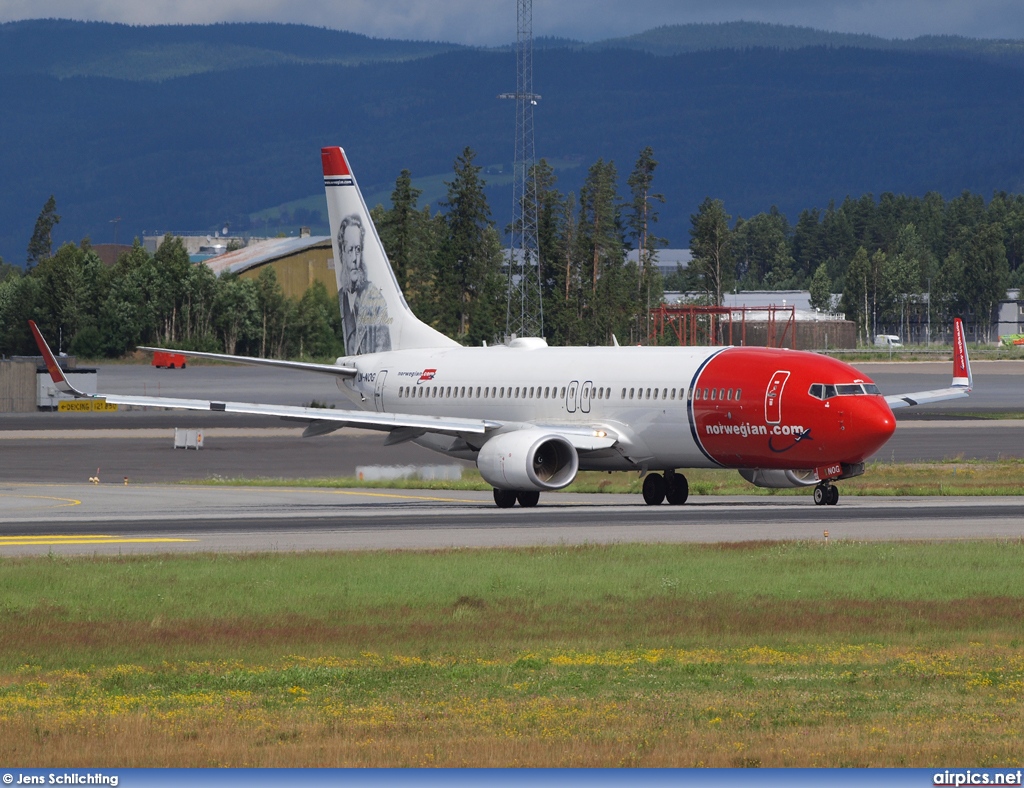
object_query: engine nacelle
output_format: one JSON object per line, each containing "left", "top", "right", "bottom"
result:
{"left": 477, "top": 430, "right": 579, "bottom": 491}
{"left": 739, "top": 468, "right": 820, "bottom": 489}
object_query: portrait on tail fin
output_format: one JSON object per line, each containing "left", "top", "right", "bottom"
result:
{"left": 338, "top": 213, "right": 392, "bottom": 354}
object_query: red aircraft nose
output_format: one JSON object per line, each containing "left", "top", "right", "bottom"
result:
{"left": 852, "top": 396, "right": 897, "bottom": 460}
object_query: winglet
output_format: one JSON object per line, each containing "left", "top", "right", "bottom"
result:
{"left": 28, "top": 320, "right": 90, "bottom": 397}
{"left": 952, "top": 317, "right": 972, "bottom": 390}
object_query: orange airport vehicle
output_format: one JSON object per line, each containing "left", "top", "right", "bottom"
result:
{"left": 151, "top": 351, "right": 187, "bottom": 369}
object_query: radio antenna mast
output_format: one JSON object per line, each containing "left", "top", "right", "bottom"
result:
{"left": 499, "top": 0, "right": 543, "bottom": 339}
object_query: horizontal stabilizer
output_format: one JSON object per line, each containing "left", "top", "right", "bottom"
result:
{"left": 138, "top": 346, "right": 357, "bottom": 378}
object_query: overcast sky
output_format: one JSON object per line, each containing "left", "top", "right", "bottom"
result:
{"left": 2, "top": 0, "right": 1024, "bottom": 44}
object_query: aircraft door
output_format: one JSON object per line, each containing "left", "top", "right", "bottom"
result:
{"left": 580, "top": 380, "right": 593, "bottom": 413}
{"left": 374, "top": 370, "right": 388, "bottom": 413}
{"left": 764, "top": 370, "right": 790, "bottom": 424}
{"left": 565, "top": 380, "right": 579, "bottom": 413}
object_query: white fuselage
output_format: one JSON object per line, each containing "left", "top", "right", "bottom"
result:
{"left": 338, "top": 343, "right": 725, "bottom": 471}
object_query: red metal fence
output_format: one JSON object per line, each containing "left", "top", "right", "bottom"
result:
{"left": 649, "top": 304, "right": 796, "bottom": 348}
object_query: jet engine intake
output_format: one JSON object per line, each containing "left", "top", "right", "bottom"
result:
{"left": 477, "top": 430, "right": 579, "bottom": 491}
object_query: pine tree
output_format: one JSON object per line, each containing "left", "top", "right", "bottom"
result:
{"left": 627, "top": 147, "right": 665, "bottom": 343}
{"left": 435, "top": 147, "right": 503, "bottom": 343}
{"left": 27, "top": 195, "right": 60, "bottom": 268}
{"left": 689, "top": 198, "right": 733, "bottom": 306}
{"left": 578, "top": 159, "right": 620, "bottom": 297}
{"left": 577, "top": 159, "right": 626, "bottom": 344}
{"left": 808, "top": 263, "right": 832, "bottom": 312}
{"left": 841, "top": 246, "right": 871, "bottom": 343}
{"left": 378, "top": 169, "right": 422, "bottom": 293}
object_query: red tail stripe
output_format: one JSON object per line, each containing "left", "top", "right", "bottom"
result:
{"left": 953, "top": 318, "right": 968, "bottom": 380}
{"left": 321, "top": 147, "right": 351, "bottom": 177}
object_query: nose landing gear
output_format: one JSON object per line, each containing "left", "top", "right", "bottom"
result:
{"left": 814, "top": 483, "right": 840, "bottom": 506}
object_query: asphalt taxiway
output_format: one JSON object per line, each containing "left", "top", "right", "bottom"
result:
{"left": 0, "top": 360, "right": 1020, "bottom": 555}
{"left": 1, "top": 482, "right": 1022, "bottom": 556}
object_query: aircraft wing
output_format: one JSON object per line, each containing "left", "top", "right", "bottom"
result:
{"left": 884, "top": 317, "right": 973, "bottom": 410}
{"left": 30, "top": 321, "right": 494, "bottom": 437}
{"left": 32, "top": 322, "right": 622, "bottom": 449}
{"left": 137, "top": 346, "right": 357, "bottom": 378}
{"left": 96, "top": 392, "right": 497, "bottom": 435}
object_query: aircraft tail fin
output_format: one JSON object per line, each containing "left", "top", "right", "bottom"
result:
{"left": 884, "top": 318, "right": 973, "bottom": 410}
{"left": 29, "top": 320, "right": 90, "bottom": 397}
{"left": 952, "top": 317, "right": 972, "bottom": 389}
{"left": 321, "top": 147, "right": 457, "bottom": 355}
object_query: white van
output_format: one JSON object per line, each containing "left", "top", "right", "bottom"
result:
{"left": 874, "top": 334, "right": 903, "bottom": 349}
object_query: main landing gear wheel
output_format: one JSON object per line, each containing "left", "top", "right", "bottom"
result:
{"left": 642, "top": 473, "right": 666, "bottom": 505}
{"left": 493, "top": 489, "right": 518, "bottom": 508}
{"left": 665, "top": 471, "right": 689, "bottom": 506}
{"left": 516, "top": 491, "right": 540, "bottom": 508}
{"left": 814, "top": 484, "right": 840, "bottom": 506}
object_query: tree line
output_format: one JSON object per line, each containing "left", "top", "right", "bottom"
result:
{"left": 684, "top": 191, "right": 1024, "bottom": 342}
{"left": 4, "top": 145, "right": 1023, "bottom": 358}
{"left": 0, "top": 146, "right": 666, "bottom": 358}
{"left": 373, "top": 146, "right": 666, "bottom": 349}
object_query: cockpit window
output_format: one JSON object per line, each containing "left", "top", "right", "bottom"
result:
{"left": 809, "top": 382, "right": 882, "bottom": 400}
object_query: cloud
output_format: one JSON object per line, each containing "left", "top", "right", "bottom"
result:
{"left": 3, "top": 0, "right": 1024, "bottom": 44}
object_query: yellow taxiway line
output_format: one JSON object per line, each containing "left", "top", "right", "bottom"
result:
{"left": 0, "top": 535, "right": 196, "bottom": 546}
{"left": 0, "top": 493, "right": 82, "bottom": 507}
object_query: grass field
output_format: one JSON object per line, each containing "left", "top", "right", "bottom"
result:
{"left": 191, "top": 458, "right": 1024, "bottom": 497}
{"left": 2, "top": 541, "right": 1023, "bottom": 766}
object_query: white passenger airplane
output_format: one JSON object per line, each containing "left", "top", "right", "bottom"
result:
{"left": 31, "top": 146, "right": 974, "bottom": 508}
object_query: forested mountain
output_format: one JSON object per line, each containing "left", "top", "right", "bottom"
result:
{"left": 592, "top": 21, "right": 1024, "bottom": 65}
{"left": 0, "top": 20, "right": 462, "bottom": 79}
{"left": 3, "top": 19, "right": 1024, "bottom": 265}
